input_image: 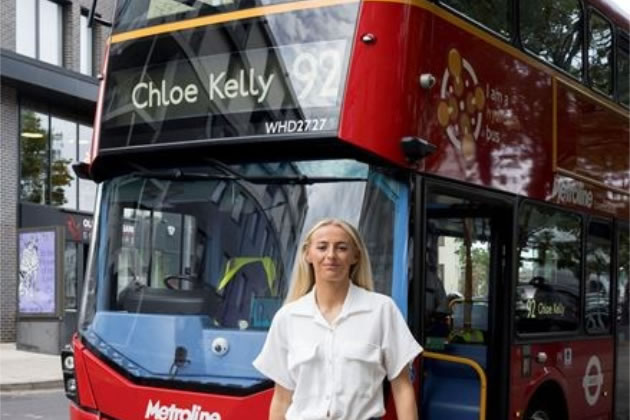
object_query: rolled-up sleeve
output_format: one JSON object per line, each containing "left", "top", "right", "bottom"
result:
{"left": 382, "top": 299, "right": 423, "bottom": 380}
{"left": 252, "top": 309, "right": 295, "bottom": 390}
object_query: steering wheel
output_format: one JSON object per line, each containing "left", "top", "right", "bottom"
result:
{"left": 164, "top": 274, "right": 199, "bottom": 290}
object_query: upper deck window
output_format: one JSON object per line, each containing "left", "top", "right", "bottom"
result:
{"left": 520, "top": 0, "right": 584, "bottom": 80}
{"left": 438, "top": 0, "right": 512, "bottom": 39}
{"left": 618, "top": 32, "right": 629, "bottom": 107}
{"left": 114, "top": 0, "right": 306, "bottom": 32}
{"left": 588, "top": 10, "right": 613, "bottom": 96}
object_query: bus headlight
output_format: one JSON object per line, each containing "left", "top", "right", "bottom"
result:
{"left": 63, "top": 354, "right": 75, "bottom": 370}
{"left": 60, "top": 345, "right": 78, "bottom": 402}
{"left": 66, "top": 378, "right": 77, "bottom": 393}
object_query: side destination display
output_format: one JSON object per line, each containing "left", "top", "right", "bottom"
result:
{"left": 99, "top": 4, "right": 359, "bottom": 152}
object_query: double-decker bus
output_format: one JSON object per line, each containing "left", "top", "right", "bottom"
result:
{"left": 62, "top": 0, "right": 629, "bottom": 419}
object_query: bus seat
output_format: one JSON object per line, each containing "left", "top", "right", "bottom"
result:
{"left": 422, "top": 375, "right": 481, "bottom": 420}
{"left": 422, "top": 345, "right": 487, "bottom": 420}
{"left": 249, "top": 296, "right": 282, "bottom": 329}
{"left": 450, "top": 300, "right": 488, "bottom": 343}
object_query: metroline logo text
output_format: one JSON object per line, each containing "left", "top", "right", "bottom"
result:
{"left": 145, "top": 400, "right": 221, "bottom": 420}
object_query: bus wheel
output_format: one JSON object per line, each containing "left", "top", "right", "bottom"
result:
{"left": 526, "top": 408, "right": 551, "bottom": 420}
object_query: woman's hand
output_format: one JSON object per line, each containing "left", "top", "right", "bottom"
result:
{"left": 391, "top": 365, "right": 418, "bottom": 420}
{"left": 269, "top": 383, "right": 293, "bottom": 420}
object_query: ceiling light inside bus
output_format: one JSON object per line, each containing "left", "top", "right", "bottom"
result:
{"left": 21, "top": 132, "right": 44, "bottom": 138}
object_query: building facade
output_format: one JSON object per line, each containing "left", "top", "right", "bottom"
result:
{"left": 0, "top": 0, "right": 114, "bottom": 352}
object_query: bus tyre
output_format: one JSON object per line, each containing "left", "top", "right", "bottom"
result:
{"left": 525, "top": 400, "right": 564, "bottom": 420}
{"left": 525, "top": 407, "right": 551, "bottom": 420}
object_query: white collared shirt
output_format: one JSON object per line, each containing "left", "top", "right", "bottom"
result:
{"left": 253, "top": 283, "right": 422, "bottom": 420}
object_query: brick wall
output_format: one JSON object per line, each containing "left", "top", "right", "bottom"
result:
{"left": 0, "top": 0, "right": 16, "bottom": 51}
{"left": 0, "top": 87, "right": 19, "bottom": 342}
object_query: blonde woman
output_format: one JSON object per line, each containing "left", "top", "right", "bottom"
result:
{"left": 253, "top": 218, "right": 422, "bottom": 420}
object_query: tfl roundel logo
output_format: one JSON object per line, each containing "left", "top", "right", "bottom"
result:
{"left": 582, "top": 355, "right": 604, "bottom": 406}
{"left": 437, "top": 49, "right": 485, "bottom": 160}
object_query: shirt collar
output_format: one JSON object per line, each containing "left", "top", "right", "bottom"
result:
{"left": 289, "top": 282, "right": 373, "bottom": 324}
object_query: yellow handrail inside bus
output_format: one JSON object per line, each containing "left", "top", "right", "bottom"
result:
{"left": 216, "top": 257, "right": 277, "bottom": 295}
{"left": 422, "top": 351, "right": 487, "bottom": 420}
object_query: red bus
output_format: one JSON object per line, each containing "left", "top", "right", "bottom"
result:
{"left": 62, "top": 0, "right": 629, "bottom": 419}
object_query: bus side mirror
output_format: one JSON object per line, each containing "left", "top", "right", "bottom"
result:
{"left": 73, "top": 162, "right": 92, "bottom": 180}
{"left": 401, "top": 136, "right": 436, "bottom": 163}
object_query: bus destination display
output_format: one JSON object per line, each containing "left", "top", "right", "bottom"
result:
{"left": 100, "top": 27, "right": 354, "bottom": 151}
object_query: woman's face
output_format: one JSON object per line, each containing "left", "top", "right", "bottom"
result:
{"left": 305, "top": 224, "right": 359, "bottom": 286}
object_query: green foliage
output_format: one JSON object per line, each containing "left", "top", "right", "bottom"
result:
{"left": 457, "top": 241, "right": 490, "bottom": 296}
{"left": 20, "top": 111, "right": 47, "bottom": 204}
{"left": 20, "top": 110, "right": 75, "bottom": 206}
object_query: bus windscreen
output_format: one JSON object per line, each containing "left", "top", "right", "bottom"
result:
{"left": 100, "top": 1, "right": 359, "bottom": 152}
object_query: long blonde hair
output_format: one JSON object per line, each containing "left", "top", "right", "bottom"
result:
{"left": 285, "top": 218, "right": 374, "bottom": 303}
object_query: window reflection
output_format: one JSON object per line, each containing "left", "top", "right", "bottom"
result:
{"left": 520, "top": 0, "right": 583, "bottom": 79}
{"left": 588, "top": 12, "right": 613, "bottom": 95}
{"left": 615, "top": 228, "right": 629, "bottom": 419}
{"left": 585, "top": 221, "right": 612, "bottom": 333}
{"left": 20, "top": 110, "right": 49, "bottom": 204}
{"left": 78, "top": 125, "right": 97, "bottom": 212}
{"left": 439, "top": 0, "right": 512, "bottom": 38}
{"left": 20, "top": 107, "right": 96, "bottom": 211}
{"left": 65, "top": 243, "right": 78, "bottom": 309}
{"left": 51, "top": 117, "right": 77, "bottom": 209}
{"left": 516, "top": 204, "right": 581, "bottom": 333}
{"left": 618, "top": 34, "right": 629, "bottom": 107}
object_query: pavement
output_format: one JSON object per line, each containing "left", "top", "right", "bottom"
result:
{"left": 0, "top": 343, "right": 63, "bottom": 392}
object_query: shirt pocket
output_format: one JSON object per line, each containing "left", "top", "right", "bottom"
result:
{"left": 287, "top": 342, "right": 320, "bottom": 394}
{"left": 338, "top": 341, "right": 383, "bottom": 396}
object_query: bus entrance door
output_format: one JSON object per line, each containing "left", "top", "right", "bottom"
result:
{"left": 419, "top": 185, "right": 513, "bottom": 420}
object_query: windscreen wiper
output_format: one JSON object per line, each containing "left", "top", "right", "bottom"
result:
{"left": 131, "top": 168, "right": 238, "bottom": 181}
{"left": 131, "top": 162, "right": 367, "bottom": 184}
{"left": 205, "top": 158, "right": 367, "bottom": 185}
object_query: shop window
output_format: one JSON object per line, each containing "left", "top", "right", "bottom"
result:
{"left": 51, "top": 116, "right": 77, "bottom": 209}
{"left": 78, "top": 125, "right": 97, "bottom": 212}
{"left": 588, "top": 11, "right": 613, "bottom": 95}
{"left": 16, "top": 0, "right": 63, "bottom": 66}
{"left": 439, "top": 0, "right": 512, "bottom": 38}
{"left": 64, "top": 242, "right": 78, "bottom": 309}
{"left": 20, "top": 110, "right": 49, "bottom": 204}
{"left": 520, "top": 0, "right": 583, "bottom": 79}
{"left": 516, "top": 204, "right": 581, "bottom": 334}
{"left": 20, "top": 106, "right": 97, "bottom": 212}
{"left": 585, "top": 221, "right": 612, "bottom": 334}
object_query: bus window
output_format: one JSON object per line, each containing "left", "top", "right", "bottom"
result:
{"left": 618, "top": 32, "right": 629, "bottom": 107}
{"left": 516, "top": 204, "right": 581, "bottom": 334}
{"left": 588, "top": 10, "right": 613, "bottom": 95}
{"left": 438, "top": 0, "right": 512, "bottom": 39}
{"left": 615, "top": 226, "right": 629, "bottom": 419}
{"left": 585, "top": 220, "right": 612, "bottom": 334}
{"left": 520, "top": 0, "right": 583, "bottom": 79}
